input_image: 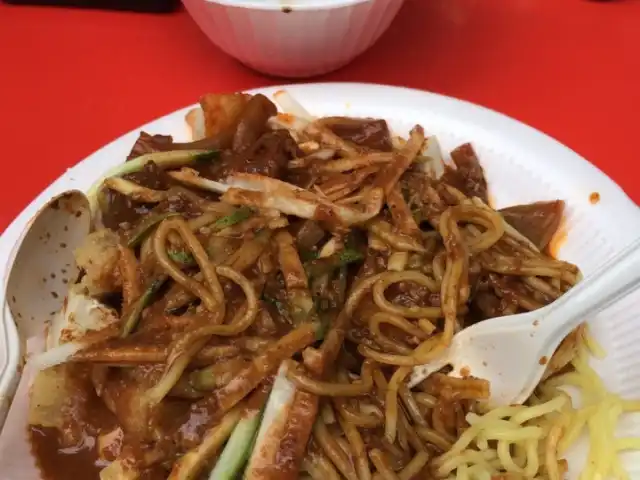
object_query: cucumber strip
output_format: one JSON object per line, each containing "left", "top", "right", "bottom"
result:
{"left": 120, "top": 275, "right": 167, "bottom": 337}
{"left": 87, "top": 149, "right": 218, "bottom": 213}
{"left": 208, "top": 409, "right": 264, "bottom": 480}
{"left": 167, "top": 249, "right": 196, "bottom": 267}
{"left": 127, "top": 212, "right": 180, "bottom": 248}
{"left": 304, "top": 247, "right": 364, "bottom": 279}
{"left": 244, "top": 363, "right": 298, "bottom": 479}
{"left": 214, "top": 206, "right": 253, "bottom": 229}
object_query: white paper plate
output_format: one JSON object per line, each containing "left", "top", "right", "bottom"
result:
{"left": 1, "top": 83, "right": 640, "bottom": 478}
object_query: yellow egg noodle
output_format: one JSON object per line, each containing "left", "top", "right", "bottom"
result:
{"left": 436, "top": 328, "right": 640, "bottom": 480}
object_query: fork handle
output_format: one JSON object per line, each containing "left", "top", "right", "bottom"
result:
{"left": 537, "top": 236, "right": 640, "bottom": 342}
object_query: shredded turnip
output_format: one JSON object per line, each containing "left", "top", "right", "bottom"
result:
{"left": 103, "top": 177, "right": 167, "bottom": 203}
{"left": 168, "top": 168, "right": 231, "bottom": 194}
{"left": 220, "top": 174, "right": 384, "bottom": 225}
{"left": 32, "top": 285, "right": 119, "bottom": 370}
{"left": 185, "top": 107, "right": 206, "bottom": 141}
{"left": 318, "top": 237, "right": 340, "bottom": 258}
{"left": 416, "top": 136, "right": 446, "bottom": 179}
{"left": 267, "top": 114, "right": 311, "bottom": 143}
{"left": 226, "top": 173, "right": 303, "bottom": 193}
{"left": 273, "top": 89, "right": 314, "bottom": 122}
{"left": 31, "top": 342, "right": 86, "bottom": 371}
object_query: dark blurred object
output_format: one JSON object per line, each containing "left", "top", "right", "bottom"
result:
{"left": 2, "top": 0, "right": 180, "bottom": 13}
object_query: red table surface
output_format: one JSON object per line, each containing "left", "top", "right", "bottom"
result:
{"left": 0, "top": 0, "right": 639, "bottom": 232}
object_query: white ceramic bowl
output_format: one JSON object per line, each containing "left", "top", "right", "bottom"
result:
{"left": 181, "top": 0, "right": 407, "bottom": 78}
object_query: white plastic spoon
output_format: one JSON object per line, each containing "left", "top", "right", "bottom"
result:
{"left": 408, "top": 236, "right": 640, "bottom": 407}
{"left": 4, "top": 191, "right": 90, "bottom": 343}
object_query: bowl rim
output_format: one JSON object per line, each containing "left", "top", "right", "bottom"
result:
{"left": 201, "top": 0, "right": 374, "bottom": 11}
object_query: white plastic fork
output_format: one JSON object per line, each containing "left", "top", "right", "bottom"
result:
{"left": 408, "top": 237, "right": 640, "bottom": 407}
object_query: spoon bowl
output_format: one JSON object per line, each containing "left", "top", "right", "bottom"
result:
{"left": 409, "top": 236, "right": 640, "bottom": 407}
{"left": 4, "top": 190, "right": 91, "bottom": 348}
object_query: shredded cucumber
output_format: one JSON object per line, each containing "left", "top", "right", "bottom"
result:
{"left": 214, "top": 206, "right": 253, "bottom": 229}
{"left": 87, "top": 149, "right": 218, "bottom": 215}
{"left": 208, "top": 409, "right": 264, "bottom": 480}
